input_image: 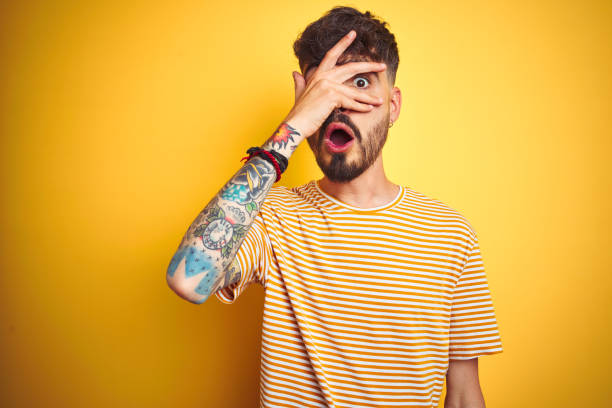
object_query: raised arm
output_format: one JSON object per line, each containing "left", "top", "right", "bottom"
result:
{"left": 165, "top": 126, "right": 302, "bottom": 304}
{"left": 166, "top": 29, "right": 386, "bottom": 304}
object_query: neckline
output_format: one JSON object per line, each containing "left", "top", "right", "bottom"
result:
{"left": 314, "top": 180, "right": 404, "bottom": 213}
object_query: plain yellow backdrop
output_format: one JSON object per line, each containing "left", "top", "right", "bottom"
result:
{"left": 1, "top": 0, "right": 610, "bottom": 406}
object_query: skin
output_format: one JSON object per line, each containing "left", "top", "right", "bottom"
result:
{"left": 167, "top": 29, "right": 485, "bottom": 404}
{"left": 289, "top": 36, "right": 485, "bottom": 405}
{"left": 167, "top": 29, "right": 385, "bottom": 304}
{"left": 444, "top": 358, "right": 486, "bottom": 408}
{"left": 166, "top": 159, "right": 277, "bottom": 304}
{"left": 287, "top": 32, "right": 403, "bottom": 208}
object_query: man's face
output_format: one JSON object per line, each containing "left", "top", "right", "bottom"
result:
{"left": 304, "top": 57, "right": 393, "bottom": 183}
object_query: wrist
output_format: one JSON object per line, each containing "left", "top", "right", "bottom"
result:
{"left": 261, "top": 121, "right": 304, "bottom": 159}
{"left": 242, "top": 148, "right": 284, "bottom": 182}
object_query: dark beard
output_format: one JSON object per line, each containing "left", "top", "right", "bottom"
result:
{"left": 308, "top": 111, "right": 389, "bottom": 183}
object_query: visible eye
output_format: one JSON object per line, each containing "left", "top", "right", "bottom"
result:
{"left": 352, "top": 76, "right": 370, "bottom": 88}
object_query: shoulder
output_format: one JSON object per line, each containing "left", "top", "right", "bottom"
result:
{"left": 400, "top": 186, "right": 479, "bottom": 243}
{"left": 259, "top": 181, "right": 319, "bottom": 213}
{"left": 263, "top": 184, "right": 307, "bottom": 206}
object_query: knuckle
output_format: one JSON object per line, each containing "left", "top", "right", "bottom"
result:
{"left": 320, "top": 78, "right": 333, "bottom": 90}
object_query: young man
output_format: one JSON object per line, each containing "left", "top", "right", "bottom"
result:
{"left": 167, "top": 7, "right": 503, "bottom": 408}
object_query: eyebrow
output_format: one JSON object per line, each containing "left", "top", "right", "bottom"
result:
{"left": 354, "top": 72, "right": 378, "bottom": 79}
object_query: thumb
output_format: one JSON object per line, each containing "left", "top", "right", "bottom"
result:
{"left": 292, "top": 71, "right": 306, "bottom": 102}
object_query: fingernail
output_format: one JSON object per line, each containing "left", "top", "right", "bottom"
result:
{"left": 349, "top": 30, "right": 356, "bottom": 38}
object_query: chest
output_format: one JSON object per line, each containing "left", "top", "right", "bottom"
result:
{"left": 267, "top": 211, "right": 465, "bottom": 311}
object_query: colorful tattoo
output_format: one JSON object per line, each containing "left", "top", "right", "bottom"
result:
{"left": 167, "top": 245, "right": 214, "bottom": 278}
{"left": 221, "top": 184, "right": 251, "bottom": 205}
{"left": 200, "top": 219, "right": 233, "bottom": 249}
{"left": 193, "top": 206, "right": 248, "bottom": 258}
{"left": 224, "top": 258, "right": 242, "bottom": 287}
{"left": 227, "top": 206, "right": 246, "bottom": 223}
{"left": 168, "top": 153, "right": 277, "bottom": 303}
{"left": 195, "top": 271, "right": 223, "bottom": 296}
{"left": 220, "top": 159, "right": 275, "bottom": 215}
{"left": 270, "top": 122, "right": 300, "bottom": 150}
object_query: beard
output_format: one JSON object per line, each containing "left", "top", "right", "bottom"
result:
{"left": 308, "top": 111, "right": 390, "bottom": 183}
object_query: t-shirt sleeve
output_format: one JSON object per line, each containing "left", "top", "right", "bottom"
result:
{"left": 214, "top": 210, "right": 271, "bottom": 304}
{"left": 448, "top": 234, "right": 503, "bottom": 360}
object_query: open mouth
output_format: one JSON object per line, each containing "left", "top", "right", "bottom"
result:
{"left": 324, "top": 122, "right": 355, "bottom": 153}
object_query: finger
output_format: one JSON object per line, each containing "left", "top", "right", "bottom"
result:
{"left": 292, "top": 71, "right": 306, "bottom": 102}
{"left": 332, "top": 82, "right": 384, "bottom": 106}
{"left": 318, "top": 30, "right": 356, "bottom": 72}
{"left": 330, "top": 61, "right": 387, "bottom": 83}
{"left": 337, "top": 95, "right": 376, "bottom": 113}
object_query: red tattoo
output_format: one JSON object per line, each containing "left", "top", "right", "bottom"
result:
{"left": 271, "top": 123, "right": 300, "bottom": 150}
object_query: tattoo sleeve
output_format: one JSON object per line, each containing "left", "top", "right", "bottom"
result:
{"left": 261, "top": 122, "right": 302, "bottom": 159}
{"left": 166, "top": 123, "right": 302, "bottom": 304}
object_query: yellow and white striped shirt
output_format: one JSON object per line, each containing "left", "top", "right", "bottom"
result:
{"left": 215, "top": 180, "right": 503, "bottom": 408}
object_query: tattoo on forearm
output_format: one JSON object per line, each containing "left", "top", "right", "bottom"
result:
{"left": 225, "top": 258, "right": 241, "bottom": 286}
{"left": 193, "top": 205, "right": 248, "bottom": 258}
{"left": 227, "top": 206, "right": 246, "bottom": 223}
{"left": 167, "top": 246, "right": 214, "bottom": 279}
{"left": 269, "top": 122, "right": 300, "bottom": 150}
{"left": 220, "top": 159, "right": 276, "bottom": 214}
{"left": 167, "top": 156, "right": 276, "bottom": 302}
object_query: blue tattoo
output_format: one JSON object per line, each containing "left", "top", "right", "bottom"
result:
{"left": 167, "top": 245, "right": 214, "bottom": 278}
{"left": 221, "top": 184, "right": 250, "bottom": 204}
{"left": 219, "top": 160, "right": 275, "bottom": 214}
{"left": 193, "top": 296, "right": 207, "bottom": 305}
{"left": 195, "top": 273, "right": 218, "bottom": 295}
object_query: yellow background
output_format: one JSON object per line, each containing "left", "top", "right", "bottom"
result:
{"left": 1, "top": 0, "right": 610, "bottom": 406}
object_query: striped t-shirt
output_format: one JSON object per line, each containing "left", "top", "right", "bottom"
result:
{"left": 215, "top": 180, "right": 503, "bottom": 408}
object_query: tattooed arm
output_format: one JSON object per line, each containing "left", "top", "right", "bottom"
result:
{"left": 167, "top": 30, "right": 386, "bottom": 304}
{"left": 166, "top": 123, "right": 302, "bottom": 304}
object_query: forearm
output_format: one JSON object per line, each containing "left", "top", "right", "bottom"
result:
{"left": 444, "top": 401, "right": 485, "bottom": 408}
{"left": 444, "top": 358, "right": 486, "bottom": 408}
{"left": 166, "top": 123, "right": 302, "bottom": 304}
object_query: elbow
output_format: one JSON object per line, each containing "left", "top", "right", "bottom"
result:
{"left": 166, "top": 273, "right": 210, "bottom": 305}
{"left": 166, "top": 246, "right": 219, "bottom": 305}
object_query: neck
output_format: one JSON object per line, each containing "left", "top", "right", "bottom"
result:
{"left": 318, "top": 156, "right": 399, "bottom": 209}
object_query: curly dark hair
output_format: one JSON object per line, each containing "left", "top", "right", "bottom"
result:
{"left": 293, "top": 6, "right": 400, "bottom": 84}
